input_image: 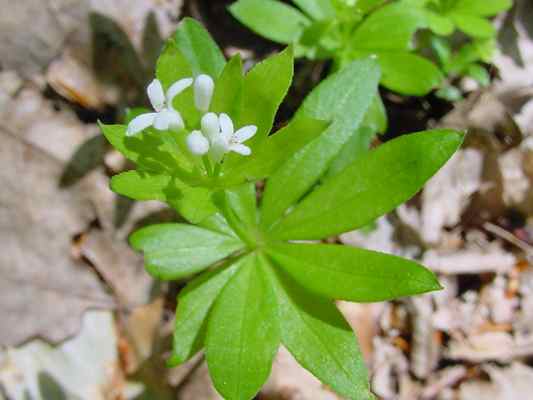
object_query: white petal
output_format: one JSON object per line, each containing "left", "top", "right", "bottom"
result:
{"left": 153, "top": 110, "right": 171, "bottom": 131}
{"left": 201, "top": 112, "right": 220, "bottom": 142}
{"left": 234, "top": 125, "right": 257, "bottom": 143}
{"left": 126, "top": 112, "right": 157, "bottom": 136}
{"left": 166, "top": 109, "right": 185, "bottom": 131}
{"left": 194, "top": 74, "right": 214, "bottom": 112}
{"left": 229, "top": 143, "right": 252, "bottom": 156}
{"left": 210, "top": 136, "right": 230, "bottom": 162}
{"left": 186, "top": 130, "right": 210, "bottom": 155}
{"left": 219, "top": 113, "right": 234, "bottom": 142}
{"left": 147, "top": 79, "right": 165, "bottom": 112}
{"left": 166, "top": 78, "right": 193, "bottom": 107}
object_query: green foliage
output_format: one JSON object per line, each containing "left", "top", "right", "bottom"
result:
{"left": 230, "top": 0, "right": 511, "bottom": 101}
{"left": 101, "top": 18, "right": 464, "bottom": 400}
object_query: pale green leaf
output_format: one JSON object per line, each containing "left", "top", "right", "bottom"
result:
{"left": 130, "top": 224, "right": 243, "bottom": 280}
{"left": 451, "top": 0, "right": 512, "bottom": 16}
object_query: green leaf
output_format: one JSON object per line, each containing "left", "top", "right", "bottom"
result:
{"left": 351, "top": 3, "right": 427, "bottom": 51}
{"left": 376, "top": 51, "right": 443, "bottom": 95}
{"left": 325, "top": 126, "right": 375, "bottom": 178}
{"left": 268, "top": 243, "right": 442, "bottom": 302}
{"left": 451, "top": 0, "right": 512, "bottom": 16}
{"left": 99, "top": 123, "right": 194, "bottom": 175}
{"left": 425, "top": 11, "right": 454, "bottom": 35}
{"left": 223, "top": 115, "right": 329, "bottom": 184}
{"left": 224, "top": 183, "right": 258, "bottom": 229}
{"left": 236, "top": 47, "right": 294, "bottom": 148}
{"left": 466, "top": 63, "right": 490, "bottom": 86}
{"left": 173, "top": 17, "right": 226, "bottom": 78}
{"left": 292, "top": 0, "right": 336, "bottom": 20}
{"left": 362, "top": 94, "right": 387, "bottom": 133}
{"left": 262, "top": 256, "right": 373, "bottom": 400}
{"left": 168, "top": 259, "right": 242, "bottom": 366}
{"left": 450, "top": 13, "right": 496, "bottom": 38}
{"left": 206, "top": 254, "right": 279, "bottom": 400}
{"left": 260, "top": 59, "right": 381, "bottom": 228}
{"left": 210, "top": 54, "right": 244, "bottom": 117}
{"left": 130, "top": 224, "right": 243, "bottom": 280}
{"left": 111, "top": 170, "right": 171, "bottom": 201}
{"left": 156, "top": 40, "right": 193, "bottom": 89}
{"left": 270, "top": 129, "right": 463, "bottom": 240}
{"left": 229, "top": 0, "right": 310, "bottom": 44}
{"left": 110, "top": 170, "right": 217, "bottom": 223}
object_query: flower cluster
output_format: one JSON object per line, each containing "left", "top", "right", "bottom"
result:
{"left": 126, "top": 75, "right": 257, "bottom": 163}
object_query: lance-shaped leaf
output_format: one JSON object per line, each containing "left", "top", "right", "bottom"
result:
{"left": 110, "top": 170, "right": 216, "bottom": 223}
{"left": 99, "top": 123, "right": 195, "bottom": 176}
{"left": 223, "top": 115, "right": 329, "bottom": 185}
{"left": 451, "top": 0, "right": 512, "bottom": 16}
{"left": 270, "top": 129, "right": 463, "bottom": 240}
{"left": 239, "top": 46, "right": 293, "bottom": 145}
{"left": 262, "top": 256, "right": 373, "bottom": 400}
{"left": 130, "top": 224, "right": 244, "bottom": 280}
{"left": 350, "top": 3, "right": 427, "bottom": 51}
{"left": 206, "top": 254, "right": 279, "bottom": 400}
{"left": 173, "top": 17, "right": 226, "bottom": 78}
{"left": 168, "top": 259, "right": 242, "bottom": 366}
{"left": 268, "top": 243, "right": 441, "bottom": 302}
{"left": 229, "top": 0, "right": 311, "bottom": 44}
{"left": 375, "top": 51, "right": 443, "bottom": 96}
{"left": 210, "top": 55, "right": 244, "bottom": 117}
{"left": 260, "top": 59, "right": 380, "bottom": 228}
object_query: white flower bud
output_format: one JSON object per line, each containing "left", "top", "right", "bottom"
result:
{"left": 194, "top": 74, "right": 214, "bottom": 112}
{"left": 186, "top": 130, "right": 210, "bottom": 155}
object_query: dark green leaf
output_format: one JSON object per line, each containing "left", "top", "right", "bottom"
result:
{"left": 268, "top": 243, "right": 442, "bottom": 302}
{"left": 206, "top": 254, "right": 279, "bottom": 400}
{"left": 270, "top": 129, "right": 463, "bottom": 240}
{"left": 229, "top": 0, "right": 310, "bottom": 44}
{"left": 130, "top": 224, "right": 243, "bottom": 280}
{"left": 260, "top": 59, "right": 380, "bottom": 228}
{"left": 262, "top": 256, "right": 373, "bottom": 400}
{"left": 168, "top": 259, "right": 242, "bottom": 366}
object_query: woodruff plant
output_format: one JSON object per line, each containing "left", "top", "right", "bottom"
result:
{"left": 101, "top": 18, "right": 462, "bottom": 400}
{"left": 229, "top": 0, "right": 511, "bottom": 99}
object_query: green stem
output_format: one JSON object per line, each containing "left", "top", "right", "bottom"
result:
{"left": 215, "top": 191, "right": 256, "bottom": 248}
{"left": 202, "top": 156, "right": 213, "bottom": 177}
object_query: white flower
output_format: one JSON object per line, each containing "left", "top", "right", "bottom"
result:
{"left": 194, "top": 74, "right": 215, "bottom": 113}
{"left": 186, "top": 130, "right": 210, "bottom": 155}
{"left": 212, "top": 113, "right": 257, "bottom": 159}
{"left": 126, "top": 78, "right": 192, "bottom": 136}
